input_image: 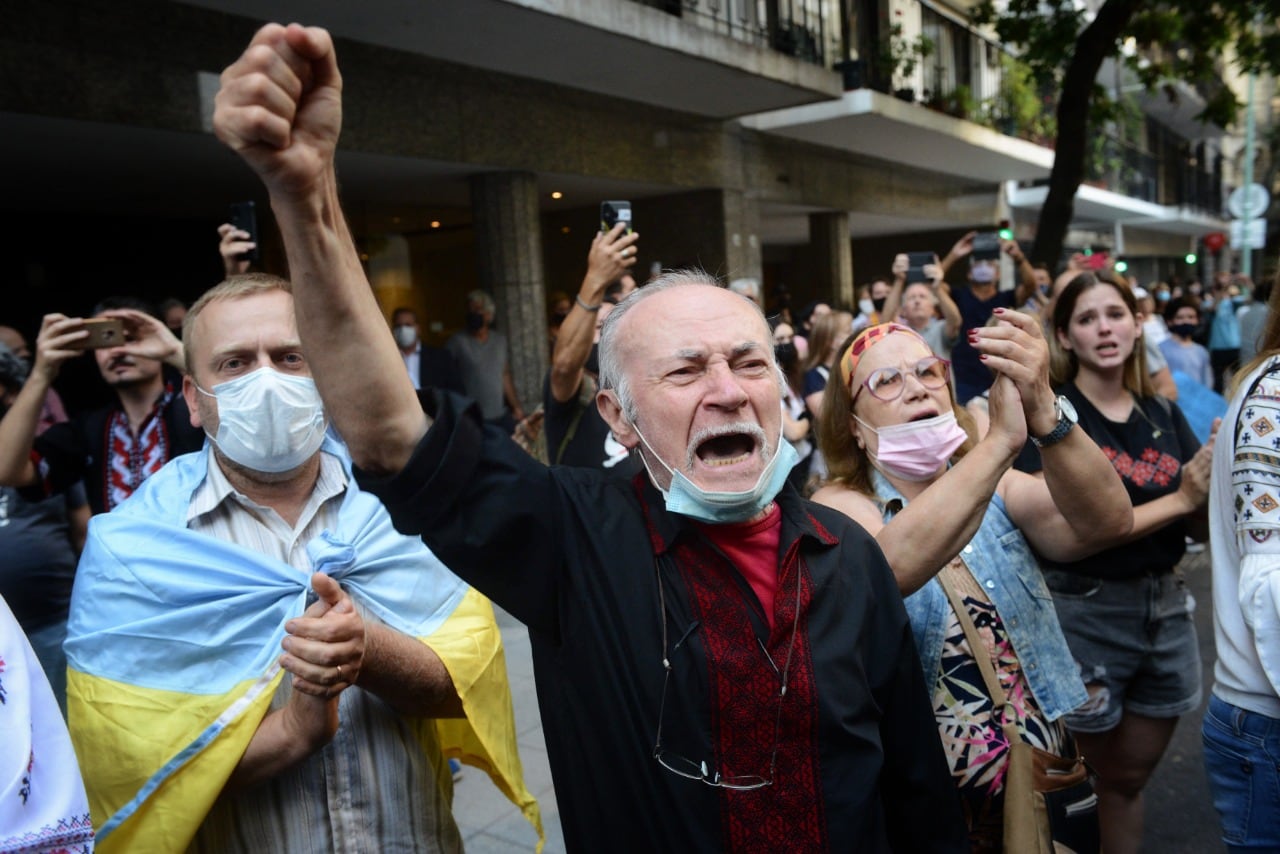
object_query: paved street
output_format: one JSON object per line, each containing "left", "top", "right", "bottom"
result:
{"left": 454, "top": 547, "right": 1226, "bottom": 853}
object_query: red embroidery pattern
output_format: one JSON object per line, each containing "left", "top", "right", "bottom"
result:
{"left": 670, "top": 534, "right": 825, "bottom": 852}
{"left": 1101, "top": 445, "right": 1181, "bottom": 488}
{"left": 103, "top": 398, "right": 171, "bottom": 510}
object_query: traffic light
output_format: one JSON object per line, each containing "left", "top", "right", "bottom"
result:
{"left": 1114, "top": 260, "right": 1129, "bottom": 273}
{"left": 1185, "top": 252, "right": 1198, "bottom": 265}
{"left": 998, "top": 219, "right": 1014, "bottom": 241}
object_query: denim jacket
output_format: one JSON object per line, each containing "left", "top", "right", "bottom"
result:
{"left": 872, "top": 469, "right": 1087, "bottom": 721}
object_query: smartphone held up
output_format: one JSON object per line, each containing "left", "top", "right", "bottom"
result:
{"left": 600, "top": 200, "right": 632, "bottom": 235}
{"left": 229, "top": 201, "right": 260, "bottom": 263}
{"left": 69, "top": 318, "right": 125, "bottom": 350}
{"left": 906, "top": 252, "right": 936, "bottom": 285}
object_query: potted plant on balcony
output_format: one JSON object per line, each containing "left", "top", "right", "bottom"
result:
{"left": 876, "top": 23, "right": 934, "bottom": 102}
{"left": 933, "top": 84, "right": 976, "bottom": 119}
{"left": 983, "top": 55, "right": 1041, "bottom": 137}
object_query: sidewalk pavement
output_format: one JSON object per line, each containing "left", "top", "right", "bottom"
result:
{"left": 453, "top": 606, "right": 564, "bottom": 852}
{"left": 454, "top": 548, "right": 1225, "bottom": 852}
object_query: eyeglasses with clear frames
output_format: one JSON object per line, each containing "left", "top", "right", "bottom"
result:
{"left": 651, "top": 556, "right": 801, "bottom": 790}
{"left": 851, "top": 355, "right": 951, "bottom": 405}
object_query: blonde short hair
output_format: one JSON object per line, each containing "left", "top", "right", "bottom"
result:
{"left": 183, "top": 273, "right": 292, "bottom": 376}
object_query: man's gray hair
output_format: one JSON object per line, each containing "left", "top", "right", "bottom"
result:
{"left": 466, "top": 289, "right": 496, "bottom": 316}
{"left": 728, "top": 277, "right": 762, "bottom": 303}
{"left": 597, "top": 268, "right": 780, "bottom": 425}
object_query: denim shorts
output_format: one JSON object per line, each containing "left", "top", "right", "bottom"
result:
{"left": 1202, "top": 694, "right": 1280, "bottom": 851}
{"left": 1042, "top": 570, "right": 1201, "bottom": 732}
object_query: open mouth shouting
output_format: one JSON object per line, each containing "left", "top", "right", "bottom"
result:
{"left": 686, "top": 422, "right": 768, "bottom": 471}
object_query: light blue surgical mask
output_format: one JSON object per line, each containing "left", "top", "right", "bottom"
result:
{"left": 198, "top": 367, "right": 327, "bottom": 473}
{"left": 632, "top": 425, "right": 799, "bottom": 524}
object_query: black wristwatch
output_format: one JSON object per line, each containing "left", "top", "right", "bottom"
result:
{"left": 1030, "top": 395, "right": 1078, "bottom": 448}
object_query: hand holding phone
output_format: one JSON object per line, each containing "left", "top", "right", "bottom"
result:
{"left": 970, "top": 232, "right": 1001, "bottom": 261}
{"left": 906, "top": 252, "right": 938, "bottom": 284}
{"left": 600, "top": 201, "right": 632, "bottom": 235}
{"left": 228, "top": 201, "right": 260, "bottom": 263}
{"left": 1082, "top": 252, "right": 1110, "bottom": 271}
{"left": 70, "top": 318, "right": 126, "bottom": 350}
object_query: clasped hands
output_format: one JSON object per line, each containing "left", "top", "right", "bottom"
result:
{"left": 280, "top": 572, "right": 364, "bottom": 699}
{"left": 968, "top": 308, "right": 1055, "bottom": 454}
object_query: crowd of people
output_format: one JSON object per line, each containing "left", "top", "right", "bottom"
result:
{"left": 2, "top": 20, "right": 1278, "bottom": 854}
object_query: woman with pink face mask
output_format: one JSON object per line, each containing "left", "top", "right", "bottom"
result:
{"left": 813, "top": 315, "right": 1133, "bottom": 852}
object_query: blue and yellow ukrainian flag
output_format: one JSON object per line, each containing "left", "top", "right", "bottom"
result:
{"left": 65, "top": 439, "right": 541, "bottom": 852}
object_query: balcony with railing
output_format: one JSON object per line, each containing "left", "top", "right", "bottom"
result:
{"left": 1084, "top": 135, "right": 1223, "bottom": 216}
{"left": 628, "top": 0, "right": 842, "bottom": 67}
{"left": 176, "top": 0, "right": 845, "bottom": 119}
{"left": 741, "top": 0, "right": 1054, "bottom": 182}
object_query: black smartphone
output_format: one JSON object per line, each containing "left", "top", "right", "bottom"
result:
{"left": 229, "top": 201, "right": 260, "bottom": 263}
{"left": 906, "top": 251, "right": 936, "bottom": 284}
{"left": 600, "top": 200, "right": 632, "bottom": 234}
{"left": 971, "top": 231, "right": 1001, "bottom": 261}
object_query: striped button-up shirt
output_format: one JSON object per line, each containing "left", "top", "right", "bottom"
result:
{"left": 186, "top": 451, "right": 462, "bottom": 853}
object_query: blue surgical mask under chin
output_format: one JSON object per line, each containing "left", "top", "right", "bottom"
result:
{"left": 631, "top": 426, "right": 799, "bottom": 524}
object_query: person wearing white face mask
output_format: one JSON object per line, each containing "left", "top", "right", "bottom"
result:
{"left": 390, "top": 306, "right": 464, "bottom": 395}
{"left": 64, "top": 274, "right": 538, "bottom": 852}
{"left": 937, "top": 232, "right": 1036, "bottom": 405}
{"left": 813, "top": 318, "right": 1132, "bottom": 851}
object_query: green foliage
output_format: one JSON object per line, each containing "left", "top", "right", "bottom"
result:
{"left": 980, "top": 54, "right": 1056, "bottom": 140}
{"left": 971, "top": 0, "right": 1280, "bottom": 130}
{"left": 876, "top": 22, "right": 936, "bottom": 83}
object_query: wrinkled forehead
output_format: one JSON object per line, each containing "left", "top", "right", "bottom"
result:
{"left": 192, "top": 290, "right": 298, "bottom": 353}
{"left": 618, "top": 285, "right": 770, "bottom": 355}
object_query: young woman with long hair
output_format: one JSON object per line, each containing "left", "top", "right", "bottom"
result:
{"left": 1044, "top": 272, "right": 1216, "bottom": 854}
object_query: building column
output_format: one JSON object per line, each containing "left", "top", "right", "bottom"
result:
{"left": 469, "top": 171, "right": 547, "bottom": 417}
{"left": 809, "top": 211, "right": 853, "bottom": 308}
{"left": 722, "top": 189, "right": 762, "bottom": 284}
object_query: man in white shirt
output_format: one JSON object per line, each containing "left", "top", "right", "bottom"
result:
{"left": 66, "top": 274, "right": 535, "bottom": 852}
{"left": 392, "top": 306, "right": 463, "bottom": 395}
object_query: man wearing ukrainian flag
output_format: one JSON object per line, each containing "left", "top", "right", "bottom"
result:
{"left": 64, "top": 274, "right": 539, "bottom": 852}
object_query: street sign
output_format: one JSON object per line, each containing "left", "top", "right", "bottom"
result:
{"left": 1228, "top": 183, "right": 1271, "bottom": 219}
{"left": 1230, "top": 218, "right": 1266, "bottom": 250}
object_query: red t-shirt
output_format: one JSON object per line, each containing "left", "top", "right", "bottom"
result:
{"left": 695, "top": 503, "right": 783, "bottom": 631}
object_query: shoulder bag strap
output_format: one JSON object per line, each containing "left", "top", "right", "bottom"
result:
{"left": 937, "top": 571, "right": 1015, "bottom": 724}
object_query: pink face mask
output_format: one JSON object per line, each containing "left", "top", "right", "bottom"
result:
{"left": 855, "top": 411, "right": 967, "bottom": 481}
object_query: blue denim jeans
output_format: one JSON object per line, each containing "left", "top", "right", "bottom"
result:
{"left": 1203, "top": 694, "right": 1280, "bottom": 851}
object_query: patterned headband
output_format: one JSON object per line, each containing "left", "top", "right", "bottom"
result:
{"left": 838, "top": 322, "right": 930, "bottom": 392}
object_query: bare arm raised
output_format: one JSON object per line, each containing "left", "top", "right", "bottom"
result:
{"left": 213, "top": 24, "right": 424, "bottom": 475}
{"left": 971, "top": 309, "right": 1134, "bottom": 559}
{"left": 0, "top": 314, "right": 88, "bottom": 488}
{"left": 813, "top": 371, "right": 1027, "bottom": 595}
{"left": 549, "top": 223, "right": 636, "bottom": 403}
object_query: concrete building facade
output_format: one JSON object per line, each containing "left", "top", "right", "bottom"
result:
{"left": 4, "top": 0, "right": 1247, "bottom": 410}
